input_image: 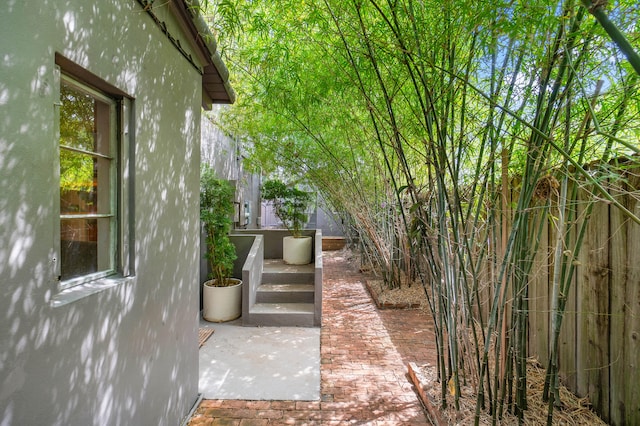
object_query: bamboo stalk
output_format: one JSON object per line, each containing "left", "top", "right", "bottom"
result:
{"left": 580, "top": 0, "right": 640, "bottom": 76}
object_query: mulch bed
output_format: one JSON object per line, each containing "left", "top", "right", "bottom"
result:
{"left": 365, "top": 279, "right": 424, "bottom": 310}
{"left": 407, "top": 360, "right": 608, "bottom": 425}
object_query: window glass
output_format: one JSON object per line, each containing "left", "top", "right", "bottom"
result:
{"left": 59, "top": 80, "right": 115, "bottom": 283}
{"left": 60, "top": 152, "right": 97, "bottom": 214}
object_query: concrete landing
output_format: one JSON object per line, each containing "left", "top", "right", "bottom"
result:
{"left": 198, "top": 318, "right": 320, "bottom": 400}
{"left": 263, "top": 258, "right": 315, "bottom": 274}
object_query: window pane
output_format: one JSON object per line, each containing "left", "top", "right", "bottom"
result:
{"left": 60, "top": 83, "right": 97, "bottom": 152}
{"left": 60, "top": 218, "right": 98, "bottom": 280}
{"left": 60, "top": 217, "right": 112, "bottom": 281}
{"left": 60, "top": 150, "right": 97, "bottom": 214}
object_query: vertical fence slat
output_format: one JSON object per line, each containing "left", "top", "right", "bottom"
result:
{"left": 573, "top": 185, "right": 589, "bottom": 399}
{"left": 529, "top": 208, "right": 550, "bottom": 365}
{"left": 577, "top": 185, "right": 610, "bottom": 420}
{"left": 609, "top": 178, "right": 627, "bottom": 425}
{"left": 558, "top": 183, "right": 578, "bottom": 391}
{"left": 624, "top": 171, "right": 640, "bottom": 424}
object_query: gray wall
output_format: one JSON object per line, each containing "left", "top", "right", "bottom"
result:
{"left": 261, "top": 202, "right": 344, "bottom": 237}
{"left": 201, "top": 114, "right": 239, "bottom": 182}
{"left": 201, "top": 112, "right": 261, "bottom": 229}
{"left": 232, "top": 229, "right": 318, "bottom": 259}
{"left": 0, "top": 2, "right": 204, "bottom": 425}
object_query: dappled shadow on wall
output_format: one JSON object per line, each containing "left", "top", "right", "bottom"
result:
{"left": 201, "top": 115, "right": 239, "bottom": 181}
{"left": 1, "top": 1, "right": 201, "bottom": 425}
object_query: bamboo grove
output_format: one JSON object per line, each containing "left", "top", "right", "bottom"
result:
{"left": 203, "top": 0, "right": 640, "bottom": 423}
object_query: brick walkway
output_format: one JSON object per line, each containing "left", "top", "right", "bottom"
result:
{"left": 188, "top": 250, "right": 437, "bottom": 425}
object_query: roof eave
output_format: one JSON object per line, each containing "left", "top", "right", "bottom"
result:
{"left": 178, "top": 0, "right": 236, "bottom": 108}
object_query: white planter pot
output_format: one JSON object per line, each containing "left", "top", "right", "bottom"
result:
{"left": 283, "top": 235, "right": 312, "bottom": 265}
{"left": 202, "top": 278, "right": 242, "bottom": 322}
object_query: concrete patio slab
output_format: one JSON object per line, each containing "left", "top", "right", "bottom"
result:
{"left": 198, "top": 318, "right": 320, "bottom": 400}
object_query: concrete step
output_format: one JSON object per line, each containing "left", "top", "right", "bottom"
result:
{"left": 262, "top": 259, "right": 314, "bottom": 284}
{"left": 256, "top": 283, "right": 315, "bottom": 304}
{"left": 250, "top": 303, "right": 315, "bottom": 327}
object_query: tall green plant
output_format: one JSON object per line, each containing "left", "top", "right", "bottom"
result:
{"left": 262, "top": 179, "right": 312, "bottom": 238}
{"left": 200, "top": 165, "right": 237, "bottom": 286}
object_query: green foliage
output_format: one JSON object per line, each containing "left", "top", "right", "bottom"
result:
{"left": 262, "top": 179, "right": 312, "bottom": 237}
{"left": 200, "top": 165, "right": 237, "bottom": 286}
{"left": 207, "top": 0, "right": 640, "bottom": 422}
{"left": 59, "top": 150, "right": 95, "bottom": 194}
{"left": 59, "top": 83, "right": 97, "bottom": 194}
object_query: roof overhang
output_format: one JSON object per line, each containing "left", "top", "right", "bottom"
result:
{"left": 160, "top": 0, "right": 236, "bottom": 108}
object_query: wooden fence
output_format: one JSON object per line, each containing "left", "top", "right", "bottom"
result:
{"left": 525, "top": 167, "right": 640, "bottom": 425}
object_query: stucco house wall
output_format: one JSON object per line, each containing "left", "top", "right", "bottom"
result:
{"left": 0, "top": 1, "right": 232, "bottom": 425}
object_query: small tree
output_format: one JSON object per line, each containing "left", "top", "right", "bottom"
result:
{"left": 262, "top": 179, "right": 312, "bottom": 238}
{"left": 200, "top": 165, "right": 237, "bottom": 286}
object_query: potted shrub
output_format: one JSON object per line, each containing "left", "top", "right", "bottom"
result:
{"left": 200, "top": 165, "right": 242, "bottom": 322}
{"left": 262, "top": 179, "right": 313, "bottom": 264}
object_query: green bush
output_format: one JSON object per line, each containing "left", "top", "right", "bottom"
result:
{"left": 262, "top": 179, "right": 312, "bottom": 238}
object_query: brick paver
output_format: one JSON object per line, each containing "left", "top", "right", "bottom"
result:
{"left": 188, "top": 250, "right": 437, "bottom": 425}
